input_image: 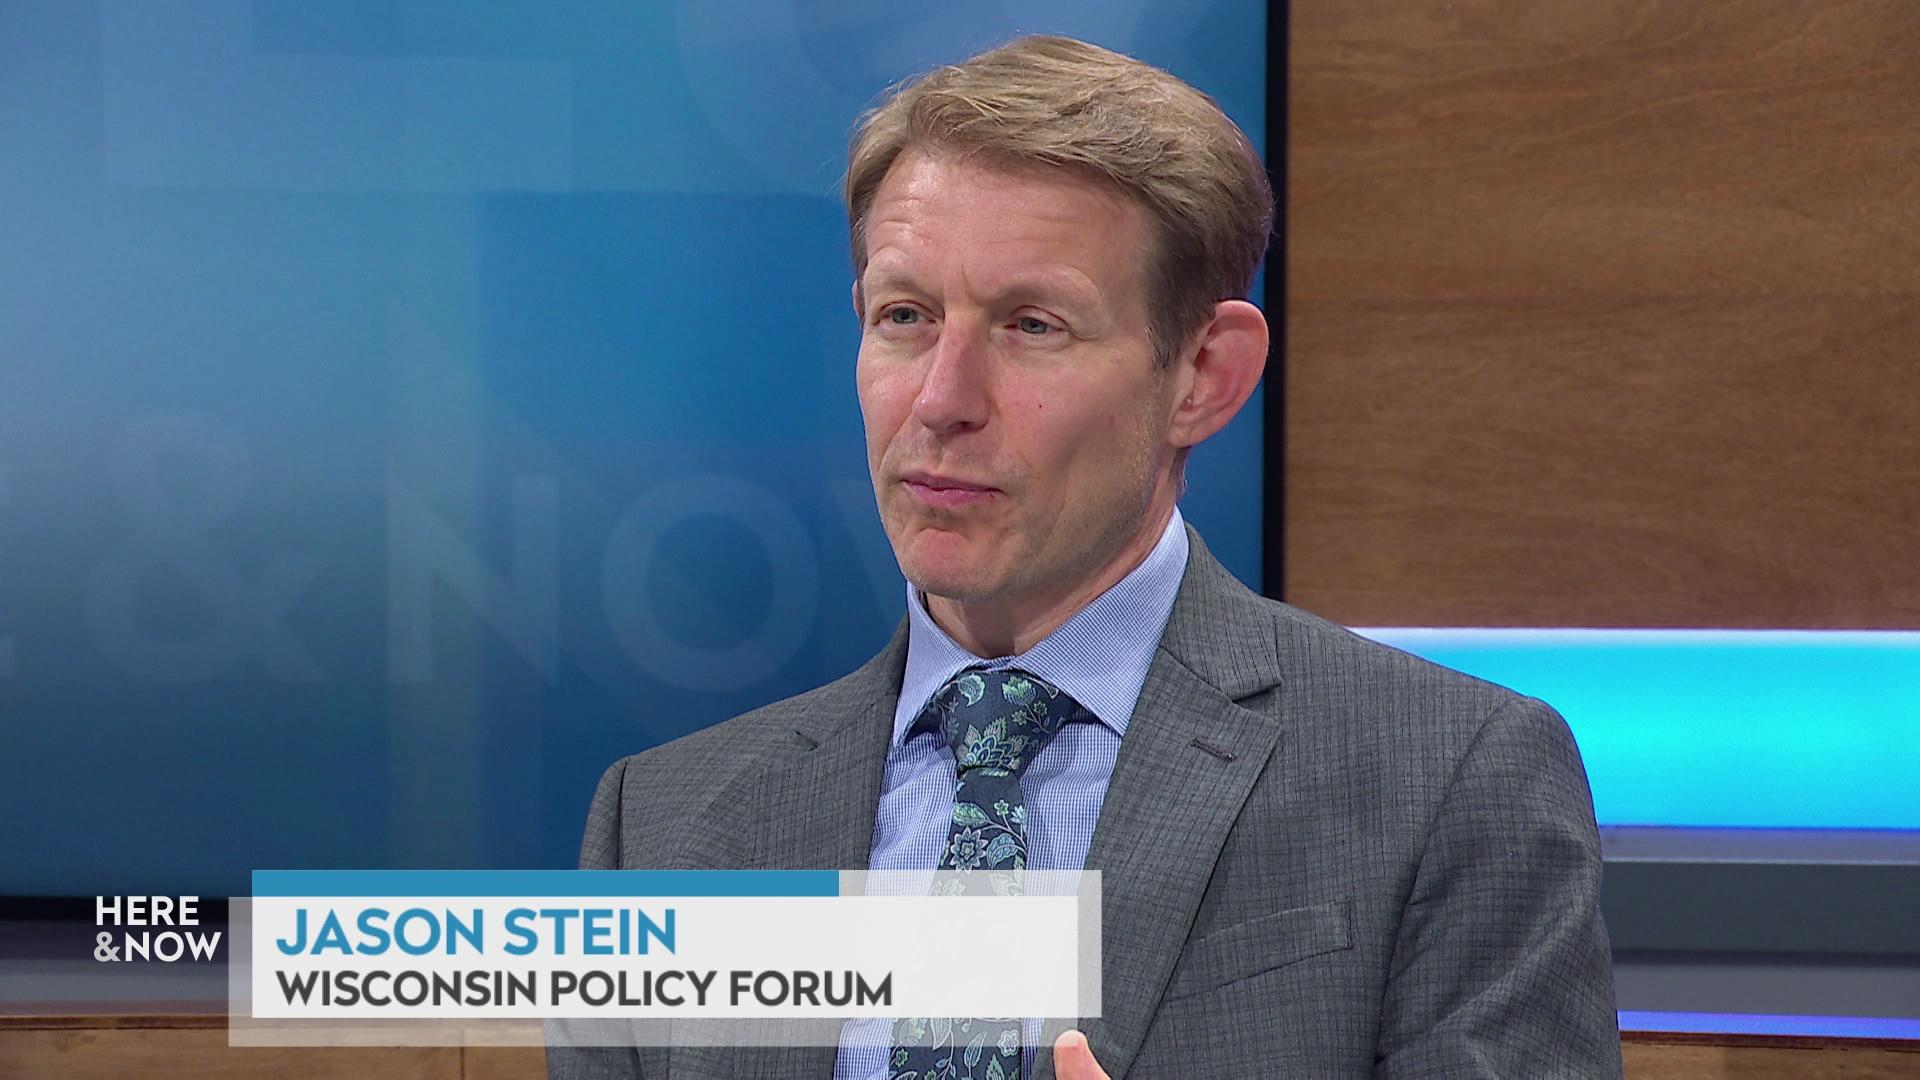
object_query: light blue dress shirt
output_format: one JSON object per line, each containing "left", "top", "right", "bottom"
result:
{"left": 832, "top": 508, "right": 1190, "bottom": 1080}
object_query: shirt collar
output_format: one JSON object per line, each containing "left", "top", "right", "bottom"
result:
{"left": 893, "top": 506, "right": 1189, "bottom": 745}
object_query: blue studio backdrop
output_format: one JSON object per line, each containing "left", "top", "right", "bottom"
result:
{"left": 0, "top": 1, "right": 1268, "bottom": 897}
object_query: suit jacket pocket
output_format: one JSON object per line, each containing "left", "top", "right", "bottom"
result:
{"left": 1162, "top": 898, "right": 1354, "bottom": 1001}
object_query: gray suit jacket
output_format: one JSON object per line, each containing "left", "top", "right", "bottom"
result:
{"left": 550, "top": 528, "right": 1622, "bottom": 1078}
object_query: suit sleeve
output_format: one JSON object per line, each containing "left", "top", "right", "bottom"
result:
{"left": 1374, "top": 697, "right": 1623, "bottom": 1078}
{"left": 546, "top": 757, "right": 648, "bottom": 1080}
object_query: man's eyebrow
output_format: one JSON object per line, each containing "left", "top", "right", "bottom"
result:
{"left": 994, "top": 273, "right": 1102, "bottom": 312}
{"left": 860, "top": 267, "right": 1104, "bottom": 312}
{"left": 859, "top": 268, "right": 925, "bottom": 299}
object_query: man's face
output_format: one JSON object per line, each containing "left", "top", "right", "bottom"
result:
{"left": 856, "top": 151, "right": 1179, "bottom": 615}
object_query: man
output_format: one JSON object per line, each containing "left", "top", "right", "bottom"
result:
{"left": 554, "top": 35, "right": 1621, "bottom": 1079}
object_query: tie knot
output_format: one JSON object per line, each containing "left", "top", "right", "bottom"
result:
{"left": 928, "top": 668, "right": 1083, "bottom": 777}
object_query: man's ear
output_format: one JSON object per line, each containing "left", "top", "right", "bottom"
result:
{"left": 851, "top": 279, "right": 864, "bottom": 321}
{"left": 1166, "top": 299, "right": 1268, "bottom": 450}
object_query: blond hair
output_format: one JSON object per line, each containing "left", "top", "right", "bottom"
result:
{"left": 844, "top": 35, "right": 1273, "bottom": 367}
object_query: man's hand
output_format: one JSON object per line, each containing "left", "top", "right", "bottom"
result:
{"left": 1053, "top": 1030, "right": 1111, "bottom": 1080}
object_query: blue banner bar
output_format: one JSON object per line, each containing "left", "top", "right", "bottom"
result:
{"left": 1360, "top": 629, "right": 1920, "bottom": 831}
{"left": 251, "top": 869, "right": 840, "bottom": 897}
{"left": 1619, "top": 1010, "right": 1920, "bottom": 1040}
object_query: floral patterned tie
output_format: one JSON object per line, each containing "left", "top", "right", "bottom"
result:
{"left": 888, "top": 667, "right": 1091, "bottom": 1080}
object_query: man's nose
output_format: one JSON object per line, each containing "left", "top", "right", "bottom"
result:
{"left": 912, "top": 319, "right": 992, "bottom": 435}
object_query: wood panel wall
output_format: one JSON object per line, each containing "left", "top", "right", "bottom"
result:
{"left": 0, "top": 1015, "right": 551, "bottom": 1080}
{"left": 1284, "top": 0, "right": 1920, "bottom": 628}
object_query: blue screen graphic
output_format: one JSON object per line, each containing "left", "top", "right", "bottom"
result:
{"left": 1362, "top": 629, "right": 1920, "bottom": 831}
{"left": 0, "top": 1, "right": 1268, "bottom": 896}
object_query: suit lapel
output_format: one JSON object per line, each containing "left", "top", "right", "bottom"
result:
{"left": 751, "top": 618, "right": 908, "bottom": 874}
{"left": 671, "top": 622, "right": 908, "bottom": 1080}
{"left": 1035, "top": 530, "right": 1285, "bottom": 1080}
{"left": 751, "top": 701, "right": 896, "bottom": 873}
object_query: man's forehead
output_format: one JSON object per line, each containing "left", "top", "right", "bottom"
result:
{"left": 868, "top": 152, "right": 1139, "bottom": 237}
{"left": 860, "top": 154, "right": 1145, "bottom": 306}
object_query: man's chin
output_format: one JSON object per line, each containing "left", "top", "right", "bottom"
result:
{"left": 901, "top": 564, "right": 1000, "bottom": 607}
{"left": 895, "top": 549, "right": 1002, "bottom": 608}
{"left": 891, "top": 522, "right": 1023, "bottom": 598}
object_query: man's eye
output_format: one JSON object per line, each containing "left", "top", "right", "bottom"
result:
{"left": 883, "top": 307, "right": 921, "bottom": 325}
{"left": 1016, "top": 316, "right": 1054, "bottom": 335}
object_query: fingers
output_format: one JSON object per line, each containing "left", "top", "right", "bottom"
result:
{"left": 1053, "top": 1029, "right": 1111, "bottom": 1080}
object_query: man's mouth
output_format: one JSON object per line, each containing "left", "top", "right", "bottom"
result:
{"left": 900, "top": 471, "right": 1000, "bottom": 509}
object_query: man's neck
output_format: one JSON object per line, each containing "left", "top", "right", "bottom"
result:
{"left": 924, "top": 500, "right": 1178, "bottom": 658}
